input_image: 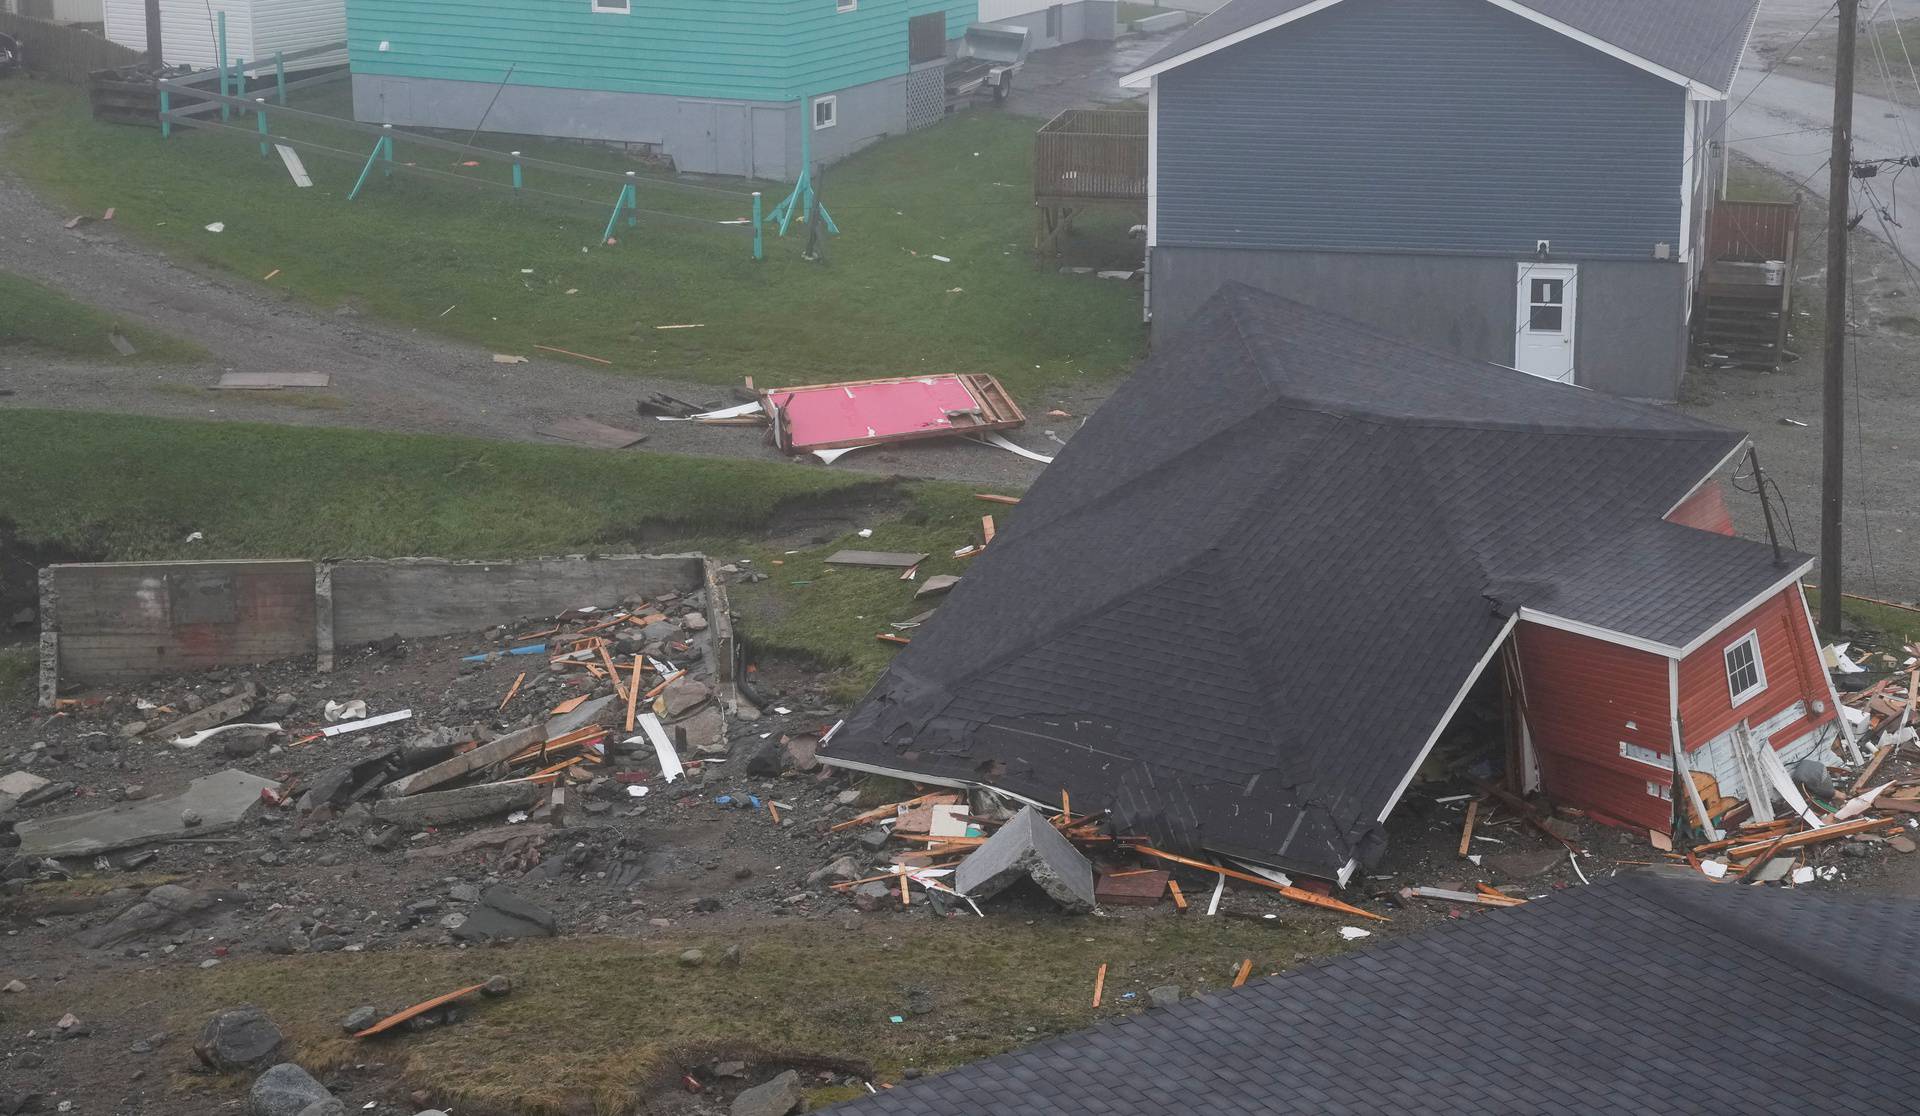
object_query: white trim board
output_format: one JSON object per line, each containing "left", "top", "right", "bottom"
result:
{"left": 1119, "top": 0, "right": 1734, "bottom": 97}
{"left": 1660, "top": 437, "right": 1749, "bottom": 522}
{"left": 1374, "top": 613, "right": 1520, "bottom": 822}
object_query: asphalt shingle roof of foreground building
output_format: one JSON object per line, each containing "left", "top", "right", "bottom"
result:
{"left": 830, "top": 874, "right": 1920, "bottom": 1115}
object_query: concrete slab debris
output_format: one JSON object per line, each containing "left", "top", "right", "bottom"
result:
{"left": 954, "top": 805, "right": 1096, "bottom": 913}
{"left": 367, "top": 781, "right": 539, "bottom": 831}
{"left": 546, "top": 695, "right": 616, "bottom": 738}
{"left": 15, "top": 769, "right": 280, "bottom": 857}
{"left": 383, "top": 726, "right": 542, "bottom": 798}
{"left": 148, "top": 686, "right": 260, "bottom": 742}
{"left": 915, "top": 574, "right": 961, "bottom": 598}
{"left": 0, "top": 770, "right": 51, "bottom": 799}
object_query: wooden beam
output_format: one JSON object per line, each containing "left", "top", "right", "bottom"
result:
{"left": 1724, "top": 815, "right": 1897, "bottom": 858}
{"left": 1132, "top": 846, "right": 1389, "bottom": 922}
{"left": 1457, "top": 799, "right": 1479, "bottom": 858}
{"left": 1231, "top": 959, "right": 1252, "bottom": 989}
{"left": 1092, "top": 963, "right": 1107, "bottom": 1007}
{"left": 354, "top": 982, "right": 487, "bottom": 1038}
{"left": 624, "top": 655, "right": 644, "bottom": 733}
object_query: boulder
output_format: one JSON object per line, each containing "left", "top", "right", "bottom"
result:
{"left": 196, "top": 1006, "right": 284, "bottom": 1073}
{"left": 731, "top": 1070, "right": 803, "bottom": 1116}
{"left": 659, "top": 677, "right": 711, "bottom": 720}
{"left": 339, "top": 1006, "right": 379, "bottom": 1035}
{"left": 781, "top": 736, "right": 820, "bottom": 773}
{"left": 248, "top": 1063, "right": 332, "bottom": 1116}
{"left": 1148, "top": 985, "right": 1181, "bottom": 1009}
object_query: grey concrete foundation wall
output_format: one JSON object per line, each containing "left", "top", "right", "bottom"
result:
{"left": 328, "top": 556, "right": 704, "bottom": 645}
{"left": 42, "top": 561, "right": 316, "bottom": 689}
{"left": 41, "top": 555, "right": 713, "bottom": 702}
{"left": 993, "top": 2, "right": 1116, "bottom": 48}
{"left": 1148, "top": 246, "right": 1690, "bottom": 400}
{"left": 352, "top": 70, "right": 908, "bottom": 180}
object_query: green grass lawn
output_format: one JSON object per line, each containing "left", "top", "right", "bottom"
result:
{"left": 0, "top": 82, "right": 1143, "bottom": 403}
{"left": 0, "top": 409, "right": 1008, "bottom": 691}
{"left": 0, "top": 271, "right": 208, "bottom": 363}
{"left": 8, "top": 905, "right": 1339, "bottom": 1114}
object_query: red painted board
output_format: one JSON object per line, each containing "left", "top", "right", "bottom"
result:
{"left": 769, "top": 376, "right": 983, "bottom": 450}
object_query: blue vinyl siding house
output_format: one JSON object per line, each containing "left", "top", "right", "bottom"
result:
{"left": 348, "top": 0, "right": 976, "bottom": 179}
{"left": 1122, "top": 0, "right": 1762, "bottom": 400}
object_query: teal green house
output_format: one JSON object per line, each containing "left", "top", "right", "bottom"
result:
{"left": 348, "top": 0, "right": 978, "bottom": 178}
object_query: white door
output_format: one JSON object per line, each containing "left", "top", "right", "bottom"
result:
{"left": 1514, "top": 263, "right": 1577, "bottom": 383}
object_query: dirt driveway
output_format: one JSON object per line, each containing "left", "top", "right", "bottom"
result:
{"left": 0, "top": 122, "right": 1053, "bottom": 490}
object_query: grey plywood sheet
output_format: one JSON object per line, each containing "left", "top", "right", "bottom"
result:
{"left": 825, "top": 550, "right": 929, "bottom": 568}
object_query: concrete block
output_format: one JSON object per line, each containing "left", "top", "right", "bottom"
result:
{"left": 368, "top": 782, "right": 539, "bottom": 830}
{"left": 16, "top": 769, "right": 280, "bottom": 856}
{"left": 954, "top": 805, "right": 1096, "bottom": 913}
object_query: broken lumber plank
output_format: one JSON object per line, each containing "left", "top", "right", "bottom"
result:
{"left": 497, "top": 672, "right": 527, "bottom": 713}
{"left": 597, "top": 644, "right": 630, "bottom": 703}
{"left": 625, "top": 656, "right": 643, "bottom": 733}
{"left": 1232, "top": 959, "right": 1253, "bottom": 988}
{"left": 981, "top": 515, "right": 996, "bottom": 544}
{"left": 1734, "top": 829, "right": 1795, "bottom": 883}
{"left": 829, "top": 791, "right": 956, "bottom": 832}
{"left": 1167, "top": 879, "right": 1187, "bottom": 911}
{"left": 1478, "top": 783, "right": 1581, "bottom": 851}
{"left": 1092, "top": 963, "right": 1107, "bottom": 1007}
{"left": 1723, "top": 815, "right": 1898, "bottom": 858}
{"left": 1457, "top": 800, "right": 1479, "bottom": 858}
{"left": 355, "top": 982, "right": 488, "bottom": 1038}
{"left": 974, "top": 493, "right": 1020, "bottom": 505}
{"left": 383, "top": 725, "right": 543, "bottom": 797}
{"left": 876, "top": 633, "right": 911, "bottom": 646}
{"left": 147, "top": 686, "right": 259, "bottom": 741}
{"left": 534, "top": 343, "right": 611, "bottom": 365}
{"left": 825, "top": 550, "right": 930, "bottom": 568}
{"left": 1857, "top": 737, "right": 1897, "bottom": 790}
{"left": 1402, "top": 886, "right": 1524, "bottom": 908}
{"left": 1133, "top": 846, "right": 1389, "bottom": 922}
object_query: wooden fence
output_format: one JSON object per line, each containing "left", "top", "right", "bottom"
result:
{"left": 0, "top": 11, "right": 144, "bottom": 82}
{"left": 1707, "top": 199, "right": 1800, "bottom": 263}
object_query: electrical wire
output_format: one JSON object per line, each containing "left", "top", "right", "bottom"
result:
{"left": 1842, "top": 232, "right": 1882, "bottom": 589}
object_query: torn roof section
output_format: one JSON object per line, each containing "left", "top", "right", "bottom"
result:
{"left": 827, "top": 874, "right": 1920, "bottom": 1115}
{"left": 1124, "top": 0, "right": 1764, "bottom": 95}
{"left": 820, "top": 285, "right": 1800, "bottom": 880}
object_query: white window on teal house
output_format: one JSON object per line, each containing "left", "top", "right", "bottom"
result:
{"left": 590, "top": 0, "right": 630, "bottom": 12}
{"left": 813, "top": 96, "right": 837, "bottom": 130}
{"left": 837, "top": 0, "right": 858, "bottom": 11}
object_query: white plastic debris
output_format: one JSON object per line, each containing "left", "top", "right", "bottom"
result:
{"left": 171, "top": 722, "right": 283, "bottom": 749}
{"left": 319, "top": 709, "right": 411, "bottom": 737}
{"left": 1338, "top": 927, "right": 1372, "bottom": 941}
{"left": 1699, "top": 858, "right": 1729, "bottom": 879}
{"left": 857, "top": 528, "right": 874, "bottom": 538}
{"left": 506, "top": 811, "right": 529, "bottom": 824}
{"left": 323, "top": 699, "right": 368, "bottom": 723}
{"left": 204, "top": 223, "right": 224, "bottom": 233}
{"left": 627, "top": 785, "right": 649, "bottom": 798}
{"left": 183, "top": 531, "right": 204, "bottom": 543}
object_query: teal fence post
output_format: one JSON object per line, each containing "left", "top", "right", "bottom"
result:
{"left": 624, "top": 171, "right": 637, "bottom": 227}
{"left": 159, "top": 86, "right": 171, "bottom": 139}
{"left": 216, "top": 12, "right": 229, "bottom": 122}
{"left": 510, "top": 151, "right": 523, "bottom": 195}
{"left": 380, "top": 125, "right": 393, "bottom": 178}
{"left": 274, "top": 51, "right": 286, "bottom": 105}
{"left": 256, "top": 99, "right": 268, "bottom": 157}
{"left": 348, "top": 134, "right": 386, "bottom": 201}
{"left": 235, "top": 57, "right": 245, "bottom": 112}
{"left": 751, "top": 191, "right": 763, "bottom": 260}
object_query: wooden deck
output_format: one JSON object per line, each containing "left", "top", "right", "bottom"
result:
{"left": 1033, "top": 108, "right": 1147, "bottom": 254}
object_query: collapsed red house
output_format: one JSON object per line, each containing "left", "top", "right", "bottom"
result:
{"left": 819, "top": 285, "right": 1855, "bottom": 883}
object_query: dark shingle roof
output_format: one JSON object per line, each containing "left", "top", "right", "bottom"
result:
{"left": 823, "top": 286, "right": 1796, "bottom": 879}
{"left": 827, "top": 875, "right": 1920, "bottom": 1116}
{"left": 1135, "top": 0, "right": 1762, "bottom": 93}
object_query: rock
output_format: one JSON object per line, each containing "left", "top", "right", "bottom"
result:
{"left": 678, "top": 949, "right": 705, "bottom": 967}
{"left": 220, "top": 727, "right": 277, "bottom": 757}
{"left": 742, "top": 738, "right": 783, "bottom": 777}
{"left": 857, "top": 828, "right": 891, "bottom": 852}
{"left": 1842, "top": 842, "right": 1872, "bottom": 859}
{"left": 675, "top": 707, "right": 726, "bottom": 755}
{"left": 730, "top": 1070, "right": 803, "bottom": 1116}
{"left": 1793, "top": 756, "right": 1837, "bottom": 800}
{"left": 851, "top": 881, "right": 893, "bottom": 911}
{"left": 481, "top": 886, "right": 556, "bottom": 931}
{"left": 2, "top": 980, "right": 24, "bottom": 993}
{"left": 1148, "top": 985, "right": 1181, "bottom": 1009}
{"left": 720, "top": 944, "right": 742, "bottom": 969}
{"left": 808, "top": 856, "right": 862, "bottom": 886}
{"left": 295, "top": 1102, "right": 346, "bottom": 1116}
{"left": 1483, "top": 848, "right": 1566, "bottom": 881}
{"left": 195, "top": 1006, "right": 285, "bottom": 1073}
{"left": 904, "top": 987, "right": 936, "bottom": 1015}
{"left": 248, "top": 1063, "right": 332, "bottom": 1116}
{"left": 482, "top": 974, "right": 512, "bottom": 997}
{"left": 79, "top": 884, "right": 217, "bottom": 949}
{"left": 119, "top": 721, "right": 148, "bottom": 738}
{"left": 836, "top": 789, "right": 861, "bottom": 806}
{"left": 0, "top": 1091, "right": 47, "bottom": 1115}
{"left": 1891, "top": 835, "right": 1917, "bottom": 854}
{"left": 659, "top": 676, "right": 712, "bottom": 720}
{"left": 450, "top": 888, "right": 556, "bottom": 941}
{"left": 682, "top": 612, "right": 708, "bottom": 631}
{"left": 363, "top": 826, "right": 403, "bottom": 852}
{"left": 122, "top": 784, "right": 148, "bottom": 801}
{"left": 449, "top": 883, "right": 481, "bottom": 903}
{"left": 339, "top": 1006, "right": 379, "bottom": 1034}
{"left": 181, "top": 809, "right": 203, "bottom": 828}
{"left": 781, "top": 736, "right": 820, "bottom": 773}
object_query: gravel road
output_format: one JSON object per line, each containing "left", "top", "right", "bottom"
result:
{"left": 0, "top": 120, "right": 1056, "bottom": 490}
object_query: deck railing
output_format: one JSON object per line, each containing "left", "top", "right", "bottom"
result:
{"left": 1034, "top": 108, "right": 1148, "bottom": 202}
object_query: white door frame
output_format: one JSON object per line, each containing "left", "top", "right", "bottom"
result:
{"left": 1513, "top": 262, "right": 1578, "bottom": 384}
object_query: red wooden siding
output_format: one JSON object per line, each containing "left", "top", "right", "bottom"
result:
{"left": 1676, "top": 585, "right": 1833, "bottom": 751}
{"left": 1665, "top": 479, "right": 1734, "bottom": 536}
{"left": 1514, "top": 621, "right": 1676, "bottom": 830}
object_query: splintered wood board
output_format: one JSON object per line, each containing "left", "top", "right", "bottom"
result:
{"left": 215, "top": 372, "right": 332, "bottom": 390}
{"left": 825, "top": 550, "right": 929, "bottom": 568}
{"left": 536, "top": 417, "right": 649, "bottom": 449}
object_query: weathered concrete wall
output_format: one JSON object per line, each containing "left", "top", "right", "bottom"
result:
{"left": 43, "top": 560, "right": 316, "bottom": 686}
{"left": 329, "top": 556, "right": 705, "bottom": 645}
{"left": 41, "top": 554, "right": 712, "bottom": 702}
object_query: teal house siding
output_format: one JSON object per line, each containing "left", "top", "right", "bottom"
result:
{"left": 348, "top": 0, "right": 974, "bottom": 177}
{"left": 348, "top": 0, "right": 971, "bottom": 100}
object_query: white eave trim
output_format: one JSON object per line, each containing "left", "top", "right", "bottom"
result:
{"left": 1119, "top": 0, "right": 1732, "bottom": 98}
{"left": 1661, "top": 437, "right": 1750, "bottom": 521}
{"left": 1375, "top": 612, "right": 1520, "bottom": 822}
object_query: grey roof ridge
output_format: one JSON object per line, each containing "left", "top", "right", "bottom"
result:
{"left": 1624, "top": 875, "right": 1920, "bottom": 1024}
{"left": 1721, "top": 0, "right": 1766, "bottom": 91}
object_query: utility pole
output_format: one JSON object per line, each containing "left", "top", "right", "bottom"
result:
{"left": 143, "top": 0, "right": 163, "bottom": 70}
{"left": 1820, "top": 0, "right": 1856, "bottom": 634}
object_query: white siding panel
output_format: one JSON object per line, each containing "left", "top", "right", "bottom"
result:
{"left": 105, "top": 0, "right": 255, "bottom": 70}
{"left": 250, "top": 0, "right": 347, "bottom": 68}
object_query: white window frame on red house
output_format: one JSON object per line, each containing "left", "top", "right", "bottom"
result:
{"left": 1724, "top": 630, "right": 1767, "bottom": 706}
